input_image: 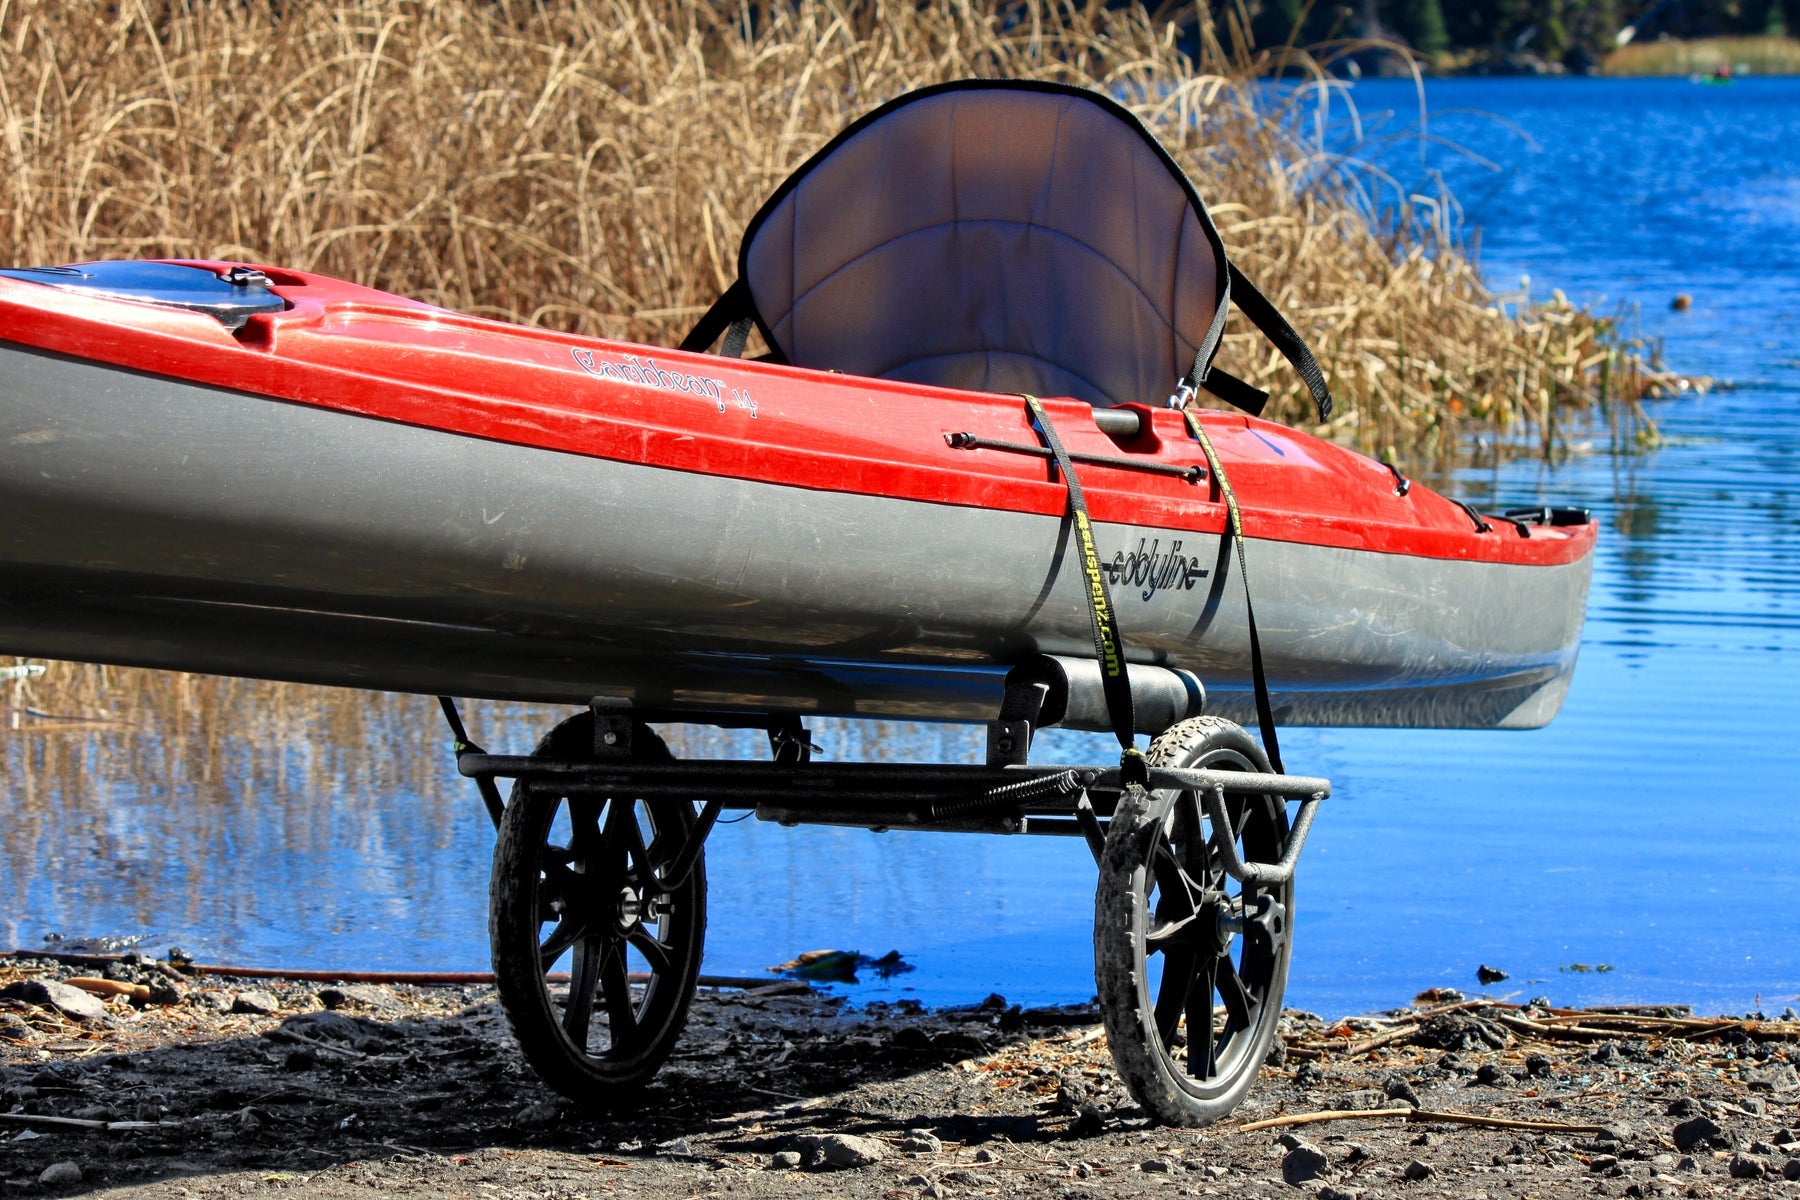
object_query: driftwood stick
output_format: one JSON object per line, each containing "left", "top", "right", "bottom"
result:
{"left": 1326, "top": 998, "right": 1502, "bottom": 1057}
{"left": 0, "top": 1112, "right": 182, "bottom": 1133}
{"left": 1490, "top": 1013, "right": 1617, "bottom": 1042}
{"left": 1341, "top": 1026, "right": 1417, "bottom": 1057}
{"left": 0, "top": 1112, "right": 107, "bottom": 1131}
{"left": 1420, "top": 998, "right": 1512, "bottom": 1019}
{"left": 63, "top": 977, "right": 151, "bottom": 1002}
{"left": 1409, "top": 1108, "right": 1607, "bottom": 1134}
{"left": 1238, "top": 1107, "right": 1415, "bottom": 1132}
{"left": 2, "top": 949, "right": 768, "bottom": 990}
{"left": 1238, "top": 1107, "right": 1606, "bottom": 1135}
{"left": 1540, "top": 1013, "right": 1720, "bottom": 1032}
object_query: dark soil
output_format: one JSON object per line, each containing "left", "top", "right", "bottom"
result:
{"left": 2, "top": 958, "right": 1798, "bottom": 1199}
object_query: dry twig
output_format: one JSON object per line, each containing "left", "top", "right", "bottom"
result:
{"left": 1238, "top": 1107, "right": 1607, "bottom": 1135}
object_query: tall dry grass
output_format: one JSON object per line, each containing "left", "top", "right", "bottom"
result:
{"left": 0, "top": 0, "right": 1665, "bottom": 458}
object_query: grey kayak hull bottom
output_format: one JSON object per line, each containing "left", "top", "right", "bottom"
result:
{"left": 0, "top": 567, "right": 1574, "bottom": 731}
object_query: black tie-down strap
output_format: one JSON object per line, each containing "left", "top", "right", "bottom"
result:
{"left": 1022, "top": 396, "right": 1148, "bottom": 787}
{"left": 1189, "top": 262, "right": 1334, "bottom": 427}
{"left": 678, "top": 278, "right": 757, "bottom": 360}
{"left": 1182, "top": 408, "right": 1285, "bottom": 775}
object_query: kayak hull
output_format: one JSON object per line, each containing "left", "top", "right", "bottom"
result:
{"left": 0, "top": 336, "right": 1590, "bottom": 729}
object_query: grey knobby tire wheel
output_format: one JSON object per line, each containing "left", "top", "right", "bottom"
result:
{"left": 1094, "top": 716, "right": 1293, "bottom": 1126}
{"left": 490, "top": 713, "right": 707, "bottom": 1105}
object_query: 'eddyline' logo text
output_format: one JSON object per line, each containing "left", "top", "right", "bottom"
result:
{"left": 1104, "top": 538, "right": 1209, "bottom": 601}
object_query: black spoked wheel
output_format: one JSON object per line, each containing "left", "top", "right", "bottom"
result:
{"left": 490, "top": 713, "right": 706, "bottom": 1104}
{"left": 1094, "top": 716, "right": 1292, "bottom": 1127}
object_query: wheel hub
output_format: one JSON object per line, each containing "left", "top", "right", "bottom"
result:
{"left": 614, "top": 885, "right": 642, "bottom": 934}
{"left": 1211, "top": 897, "right": 1242, "bottom": 955}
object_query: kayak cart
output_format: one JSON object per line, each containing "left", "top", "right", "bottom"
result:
{"left": 431, "top": 80, "right": 1338, "bottom": 1125}
{"left": 438, "top": 670, "right": 1329, "bottom": 1128}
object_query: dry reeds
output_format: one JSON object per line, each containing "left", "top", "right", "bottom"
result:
{"left": 0, "top": 0, "right": 1664, "bottom": 460}
{"left": 1604, "top": 36, "right": 1800, "bottom": 77}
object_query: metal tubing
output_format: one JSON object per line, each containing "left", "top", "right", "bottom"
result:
{"left": 519, "top": 780, "right": 1026, "bottom": 809}
{"left": 657, "top": 798, "right": 722, "bottom": 889}
{"left": 752, "top": 805, "right": 1023, "bottom": 834}
{"left": 456, "top": 753, "right": 1331, "bottom": 844}
{"left": 458, "top": 753, "right": 1328, "bottom": 801}
{"left": 944, "top": 432, "right": 1204, "bottom": 482}
{"left": 1201, "top": 785, "right": 1323, "bottom": 886}
{"left": 438, "top": 697, "right": 506, "bottom": 829}
{"left": 1018, "top": 817, "right": 1101, "bottom": 839}
{"left": 1072, "top": 793, "right": 1107, "bottom": 865}
{"left": 1149, "top": 765, "right": 1331, "bottom": 800}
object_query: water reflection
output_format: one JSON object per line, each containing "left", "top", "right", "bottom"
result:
{"left": 0, "top": 671, "right": 496, "bottom": 964}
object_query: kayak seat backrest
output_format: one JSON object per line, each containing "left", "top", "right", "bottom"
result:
{"left": 681, "top": 80, "right": 1232, "bottom": 409}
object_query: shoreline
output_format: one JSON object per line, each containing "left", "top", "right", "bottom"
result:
{"left": 4, "top": 954, "right": 1796, "bottom": 1198}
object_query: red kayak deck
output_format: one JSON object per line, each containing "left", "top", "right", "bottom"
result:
{"left": 0, "top": 262, "right": 1592, "bottom": 570}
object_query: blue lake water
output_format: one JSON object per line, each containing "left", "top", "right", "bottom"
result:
{"left": 4, "top": 76, "right": 1797, "bottom": 1018}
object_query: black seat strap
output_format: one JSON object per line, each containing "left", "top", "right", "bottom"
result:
{"left": 1197, "top": 365, "right": 1270, "bottom": 418}
{"left": 1182, "top": 409, "right": 1285, "bottom": 775}
{"left": 1023, "top": 396, "right": 1148, "bottom": 786}
{"left": 678, "top": 279, "right": 756, "bottom": 358}
{"left": 1188, "top": 263, "right": 1334, "bottom": 425}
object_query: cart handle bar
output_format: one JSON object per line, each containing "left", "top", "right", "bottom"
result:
{"left": 1204, "top": 785, "right": 1322, "bottom": 887}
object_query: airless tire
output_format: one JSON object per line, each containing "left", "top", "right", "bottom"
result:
{"left": 1094, "top": 717, "right": 1293, "bottom": 1126}
{"left": 490, "top": 713, "right": 707, "bottom": 1104}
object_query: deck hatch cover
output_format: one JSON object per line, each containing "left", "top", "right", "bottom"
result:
{"left": 0, "top": 261, "right": 286, "bottom": 330}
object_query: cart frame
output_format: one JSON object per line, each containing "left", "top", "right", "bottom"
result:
{"left": 439, "top": 684, "right": 1328, "bottom": 1127}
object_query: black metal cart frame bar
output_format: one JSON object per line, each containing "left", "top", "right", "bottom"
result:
{"left": 448, "top": 745, "right": 1328, "bottom": 888}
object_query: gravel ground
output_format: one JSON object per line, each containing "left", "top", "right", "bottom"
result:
{"left": 2, "top": 957, "right": 1798, "bottom": 1199}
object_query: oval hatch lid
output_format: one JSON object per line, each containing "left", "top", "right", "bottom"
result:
{"left": 0, "top": 260, "right": 287, "bottom": 330}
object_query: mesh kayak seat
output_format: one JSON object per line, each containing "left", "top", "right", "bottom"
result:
{"left": 682, "top": 79, "right": 1331, "bottom": 422}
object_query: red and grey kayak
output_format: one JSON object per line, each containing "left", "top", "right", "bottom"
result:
{"left": 0, "top": 259, "right": 1592, "bottom": 731}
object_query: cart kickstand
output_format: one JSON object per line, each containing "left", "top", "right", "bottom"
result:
{"left": 437, "top": 696, "right": 506, "bottom": 830}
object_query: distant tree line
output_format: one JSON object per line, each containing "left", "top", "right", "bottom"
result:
{"left": 1222, "top": 0, "right": 1800, "bottom": 72}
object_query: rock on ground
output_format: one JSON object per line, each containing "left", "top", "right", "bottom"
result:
{"left": 1, "top": 978, "right": 110, "bottom": 1022}
{"left": 1279, "top": 1136, "right": 1330, "bottom": 1184}
{"left": 229, "top": 988, "right": 280, "bottom": 1015}
{"left": 795, "top": 1132, "right": 886, "bottom": 1168}
{"left": 316, "top": 983, "right": 401, "bottom": 1011}
{"left": 38, "top": 1161, "right": 83, "bottom": 1186}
